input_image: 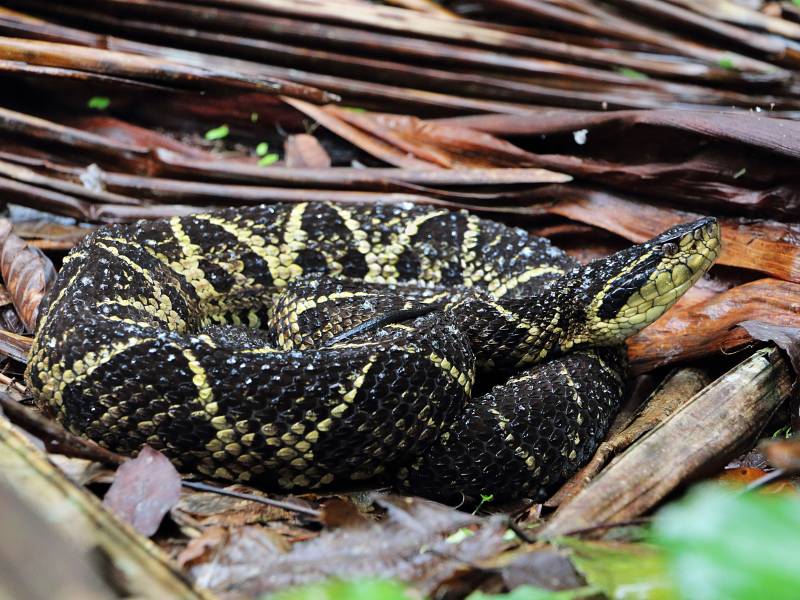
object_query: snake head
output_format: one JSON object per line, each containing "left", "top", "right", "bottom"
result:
{"left": 567, "top": 217, "right": 721, "bottom": 347}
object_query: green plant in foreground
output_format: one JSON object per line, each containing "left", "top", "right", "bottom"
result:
{"left": 652, "top": 484, "right": 800, "bottom": 600}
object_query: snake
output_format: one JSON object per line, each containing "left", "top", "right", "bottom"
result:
{"left": 25, "top": 202, "right": 720, "bottom": 503}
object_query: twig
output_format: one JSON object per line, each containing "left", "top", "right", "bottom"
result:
{"left": 505, "top": 518, "right": 536, "bottom": 544}
{"left": 742, "top": 468, "right": 788, "bottom": 493}
{"left": 0, "top": 389, "right": 125, "bottom": 465}
{"left": 180, "top": 480, "right": 322, "bottom": 519}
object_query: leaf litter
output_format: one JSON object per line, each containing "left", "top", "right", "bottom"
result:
{"left": 0, "top": 1, "right": 799, "bottom": 598}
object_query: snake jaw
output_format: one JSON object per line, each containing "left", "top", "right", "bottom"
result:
{"left": 567, "top": 217, "right": 721, "bottom": 347}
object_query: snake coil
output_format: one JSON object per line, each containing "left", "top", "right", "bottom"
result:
{"left": 26, "top": 202, "right": 720, "bottom": 502}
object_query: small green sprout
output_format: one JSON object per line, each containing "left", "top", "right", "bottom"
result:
{"left": 204, "top": 124, "right": 230, "bottom": 141}
{"left": 87, "top": 96, "right": 110, "bottom": 110}
{"left": 258, "top": 153, "right": 279, "bottom": 167}
{"left": 617, "top": 67, "right": 648, "bottom": 80}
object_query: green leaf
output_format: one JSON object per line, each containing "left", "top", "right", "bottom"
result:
{"left": 265, "top": 579, "right": 408, "bottom": 600}
{"left": 468, "top": 585, "right": 595, "bottom": 600}
{"left": 258, "top": 153, "right": 279, "bottom": 167}
{"left": 772, "top": 425, "right": 792, "bottom": 438}
{"left": 204, "top": 124, "right": 230, "bottom": 141}
{"left": 718, "top": 56, "right": 737, "bottom": 70}
{"left": 559, "top": 537, "right": 676, "bottom": 599}
{"left": 616, "top": 67, "right": 648, "bottom": 80}
{"left": 652, "top": 484, "right": 800, "bottom": 600}
{"left": 87, "top": 96, "right": 110, "bottom": 110}
{"left": 473, "top": 492, "right": 495, "bottom": 514}
{"left": 733, "top": 167, "right": 746, "bottom": 179}
{"left": 256, "top": 142, "right": 270, "bottom": 156}
{"left": 251, "top": 112, "right": 260, "bottom": 122}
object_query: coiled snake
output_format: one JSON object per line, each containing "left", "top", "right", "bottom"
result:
{"left": 25, "top": 202, "right": 720, "bottom": 502}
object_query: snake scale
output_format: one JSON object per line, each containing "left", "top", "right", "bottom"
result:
{"left": 25, "top": 202, "right": 720, "bottom": 503}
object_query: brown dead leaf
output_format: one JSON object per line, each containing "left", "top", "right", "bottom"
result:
{"left": 0, "top": 283, "right": 12, "bottom": 307}
{"left": 761, "top": 437, "right": 800, "bottom": 473}
{"left": 737, "top": 320, "right": 800, "bottom": 375}
{"left": 544, "top": 187, "right": 800, "bottom": 284}
{"left": 0, "top": 328, "right": 32, "bottom": 362}
{"left": 171, "top": 487, "right": 303, "bottom": 529}
{"left": 0, "top": 219, "right": 57, "bottom": 332}
{"left": 188, "top": 495, "right": 508, "bottom": 598}
{"left": 13, "top": 220, "right": 93, "bottom": 251}
{"left": 319, "top": 497, "right": 370, "bottom": 528}
{"left": 103, "top": 446, "right": 182, "bottom": 537}
{"left": 284, "top": 134, "right": 331, "bottom": 168}
{"left": 284, "top": 97, "right": 434, "bottom": 168}
{"left": 328, "top": 106, "right": 560, "bottom": 169}
{"left": 628, "top": 279, "right": 800, "bottom": 374}
{"left": 188, "top": 525, "right": 290, "bottom": 594}
{"left": 500, "top": 550, "right": 583, "bottom": 592}
{"left": 716, "top": 467, "right": 796, "bottom": 494}
{"left": 177, "top": 525, "right": 230, "bottom": 569}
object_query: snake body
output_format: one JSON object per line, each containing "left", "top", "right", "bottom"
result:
{"left": 25, "top": 202, "right": 720, "bottom": 502}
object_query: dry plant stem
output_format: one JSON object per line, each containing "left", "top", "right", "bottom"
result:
{"left": 0, "top": 328, "right": 31, "bottom": 362}
{"left": 152, "top": 151, "right": 569, "bottom": 187}
{"left": 0, "top": 36, "right": 333, "bottom": 102}
{"left": 547, "top": 367, "right": 710, "bottom": 507}
{"left": 181, "top": 480, "right": 322, "bottom": 520}
{"left": 182, "top": 0, "right": 772, "bottom": 80}
{"left": 743, "top": 468, "right": 788, "bottom": 493}
{"left": 0, "top": 390, "right": 125, "bottom": 465}
{"left": 284, "top": 97, "right": 436, "bottom": 169}
{"left": 0, "top": 372, "right": 26, "bottom": 398}
{"left": 540, "top": 347, "right": 793, "bottom": 538}
{"left": 0, "top": 411, "right": 211, "bottom": 598}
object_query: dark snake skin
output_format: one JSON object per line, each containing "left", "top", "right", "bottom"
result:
{"left": 25, "top": 202, "right": 720, "bottom": 502}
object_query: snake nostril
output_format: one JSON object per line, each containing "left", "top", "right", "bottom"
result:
{"left": 705, "top": 222, "right": 716, "bottom": 236}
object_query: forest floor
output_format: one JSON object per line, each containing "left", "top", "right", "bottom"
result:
{"left": 0, "top": 1, "right": 799, "bottom": 599}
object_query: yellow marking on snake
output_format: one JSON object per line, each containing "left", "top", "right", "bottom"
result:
{"left": 195, "top": 205, "right": 307, "bottom": 288}
{"left": 96, "top": 314, "right": 161, "bottom": 329}
{"left": 487, "top": 407, "right": 537, "bottom": 472}
{"left": 32, "top": 250, "right": 88, "bottom": 341}
{"left": 489, "top": 266, "right": 565, "bottom": 298}
{"left": 427, "top": 351, "right": 473, "bottom": 394}
{"left": 168, "top": 217, "right": 218, "bottom": 302}
{"left": 460, "top": 214, "right": 481, "bottom": 287}
{"left": 70, "top": 337, "right": 157, "bottom": 385}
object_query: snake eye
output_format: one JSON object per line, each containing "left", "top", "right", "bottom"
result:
{"left": 662, "top": 242, "right": 678, "bottom": 256}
